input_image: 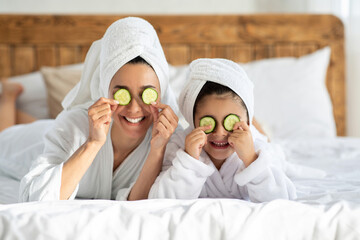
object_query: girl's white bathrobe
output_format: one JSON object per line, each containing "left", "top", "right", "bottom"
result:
{"left": 149, "top": 127, "right": 297, "bottom": 202}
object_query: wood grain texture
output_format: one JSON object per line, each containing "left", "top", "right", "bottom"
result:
{"left": 0, "top": 14, "right": 345, "bottom": 135}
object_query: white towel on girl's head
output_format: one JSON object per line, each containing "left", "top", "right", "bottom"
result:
{"left": 62, "top": 17, "right": 178, "bottom": 114}
{"left": 178, "top": 58, "right": 254, "bottom": 130}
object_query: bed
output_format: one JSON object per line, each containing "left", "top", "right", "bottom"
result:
{"left": 1, "top": 14, "right": 360, "bottom": 239}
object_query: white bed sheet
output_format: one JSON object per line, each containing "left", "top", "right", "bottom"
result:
{"left": 0, "top": 137, "right": 360, "bottom": 239}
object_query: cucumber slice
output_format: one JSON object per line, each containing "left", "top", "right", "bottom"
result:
{"left": 223, "top": 114, "right": 240, "bottom": 131}
{"left": 114, "top": 89, "right": 131, "bottom": 105}
{"left": 199, "top": 116, "right": 216, "bottom": 134}
{"left": 142, "top": 88, "right": 158, "bottom": 105}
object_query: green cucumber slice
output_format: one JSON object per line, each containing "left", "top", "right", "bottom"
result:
{"left": 223, "top": 114, "right": 240, "bottom": 131}
{"left": 114, "top": 89, "right": 131, "bottom": 105}
{"left": 142, "top": 88, "right": 158, "bottom": 105}
{"left": 199, "top": 116, "right": 216, "bottom": 134}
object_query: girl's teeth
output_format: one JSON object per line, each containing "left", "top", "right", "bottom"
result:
{"left": 213, "top": 142, "right": 227, "bottom": 147}
{"left": 125, "top": 117, "right": 144, "bottom": 123}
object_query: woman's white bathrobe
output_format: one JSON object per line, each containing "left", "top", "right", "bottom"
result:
{"left": 149, "top": 127, "right": 297, "bottom": 202}
{"left": 17, "top": 109, "right": 151, "bottom": 201}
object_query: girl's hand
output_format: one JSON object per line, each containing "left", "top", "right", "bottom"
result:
{"left": 228, "top": 121, "right": 257, "bottom": 167}
{"left": 185, "top": 125, "right": 212, "bottom": 160}
{"left": 87, "top": 97, "right": 118, "bottom": 145}
{"left": 149, "top": 102, "right": 178, "bottom": 150}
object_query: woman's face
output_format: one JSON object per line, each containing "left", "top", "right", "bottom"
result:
{"left": 108, "top": 63, "right": 160, "bottom": 140}
{"left": 194, "top": 93, "right": 248, "bottom": 163}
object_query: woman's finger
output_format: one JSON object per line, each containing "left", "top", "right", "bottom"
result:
{"left": 93, "top": 97, "right": 119, "bottom": 107}
{"left": 157, "top": 115, "right": 174, "bottom": 132}
{"left": 150, "top": 105, "right": 159, "bottom": 123}
{"left": 151, "top": 102, "right": 179, "bottom": 122}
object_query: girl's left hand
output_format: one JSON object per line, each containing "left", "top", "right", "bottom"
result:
{"left": 228, "top": 121, "right": 257, "bottom": 167}
{"left": 149, "top": 102, "right": 179, "bottom": 150}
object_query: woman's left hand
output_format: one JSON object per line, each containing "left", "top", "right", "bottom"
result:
{"left": 228, "top": 121, "right": 257, "bottom": 167}
{"left": 149, "top": 102, "right": 179, "bottom": 150}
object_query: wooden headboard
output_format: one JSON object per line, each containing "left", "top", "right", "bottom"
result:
{"left": 0, "top": 14, "right": 345, "bottom": 135}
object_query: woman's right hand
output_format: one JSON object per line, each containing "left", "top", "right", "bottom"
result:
{"left": 185, "top": 125, "right": 212, "bottom": 159}
{"left": 87, "top": 97, "right": 119, "bottom": 145}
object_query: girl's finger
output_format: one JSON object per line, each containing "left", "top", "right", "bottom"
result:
{"left": 197, "top": 125, "right": 213, "bottom": 132}
{"left": 239, "top": 121, "right": 250, "bottom": 131}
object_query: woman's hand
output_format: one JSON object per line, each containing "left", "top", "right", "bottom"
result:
{"left": 149, "top": 102, "right": 178, "bottom": 150}
{"left": 228, "top": 121, "right": 257, "bottom": 167}
{"left": 185, "top": 125, "right": 212, "bottom": 159}
{"left": 87, "top": 97, "right": 119, "bottom": 145}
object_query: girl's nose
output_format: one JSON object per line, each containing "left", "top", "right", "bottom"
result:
{"left": 212, "top": 123, "right": 228, "bottom": 136}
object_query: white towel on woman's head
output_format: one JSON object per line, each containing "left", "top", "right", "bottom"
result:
{"left": 178, "top": 58, "right": 254, "bottom": 129}
{"left": 62, "top": 17, "right": 178, "bottom": 114}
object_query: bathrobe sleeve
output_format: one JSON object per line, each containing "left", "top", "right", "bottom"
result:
{"left": 234, "top": 140, "right": 297, "bottom": 202}
{"left": 148, "top": 129, "right": 215, "bottom": 199}
{"left": 19, "top": 109, "right": 89, "bottom": 202}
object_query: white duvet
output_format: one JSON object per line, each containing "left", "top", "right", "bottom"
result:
{"left": 1, "top": 137, "right": 360, "bottom": 239}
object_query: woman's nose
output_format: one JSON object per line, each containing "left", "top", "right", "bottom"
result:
{"left": 128, "top": 98, "right": 142, "bottom": 113}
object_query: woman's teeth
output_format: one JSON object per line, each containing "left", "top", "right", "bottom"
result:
{"left": 125, "top": 117, "right": 144, "bottom": 123}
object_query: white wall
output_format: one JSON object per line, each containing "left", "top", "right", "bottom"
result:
{"left": 1, "top": 0, "right": 359, "bottom": 137}
{"left": 0, "top": 0, "right": 256, "bottom": 14}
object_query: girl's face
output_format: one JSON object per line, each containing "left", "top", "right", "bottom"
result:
{"left": 194, "top": 93, "right": 248, "bottom": 163}
{"left": 108, "top": 63, "right": 160, "bottom": 140}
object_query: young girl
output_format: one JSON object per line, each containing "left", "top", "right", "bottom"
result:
{"left": 149, "top": 58, "right": 296, "bottom": 202}
{"left": 0, "top": 17, "right": 180, "bottom": 202}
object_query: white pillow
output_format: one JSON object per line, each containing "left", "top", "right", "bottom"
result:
{"left": 240, "top": 47, "right": 335, "bottom": 140}
{"left": 9, "top": 72, "right": 49, "bottom": 119}
{"left": 169, "top": 47, "right": 335, "bottom": 140}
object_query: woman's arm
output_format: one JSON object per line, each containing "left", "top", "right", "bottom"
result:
{"left": 127, "top": 102, "right": 178, "bottom": 200}
{"left": 60, "top": 140, "right": 103, "bottom": 199}
{"left": 60, "top": 97, "right": 119, "bottom": 200}
{"left": 127, "top": 147, "right": 165, "bottom": 200}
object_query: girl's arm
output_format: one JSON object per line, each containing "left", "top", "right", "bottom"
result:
{"left": 148, "top": 129, "right": 214, "bottom": 199}
{"left": 234, "top": 143, "right": 297, "bottom": 202}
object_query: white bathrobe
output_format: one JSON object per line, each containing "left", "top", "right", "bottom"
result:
{"left": 15, "top": 17, "right": 179, "bottom": 202}
{"left": 17, "top": 109, "right": 151, "bottom": 201}
{"left": 149, "top": 127, "right": 297, "bottom": 202}
{"left": 149, "top": 58, "right": 297, "bottom": 201}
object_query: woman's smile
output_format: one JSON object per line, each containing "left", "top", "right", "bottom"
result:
{"left": 122, "top": 116, "right": 146, "bottom": 125}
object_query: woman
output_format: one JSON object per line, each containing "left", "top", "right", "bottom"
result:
{"left": 4, "top": 17, "right": 179, "bottom": 201}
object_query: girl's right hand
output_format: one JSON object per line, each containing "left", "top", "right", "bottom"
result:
{"left": 87, "top": 97, "right": 119, "bottom": 145}
{"left": 185, "top": 125, "right": 212, "bottom": 159}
